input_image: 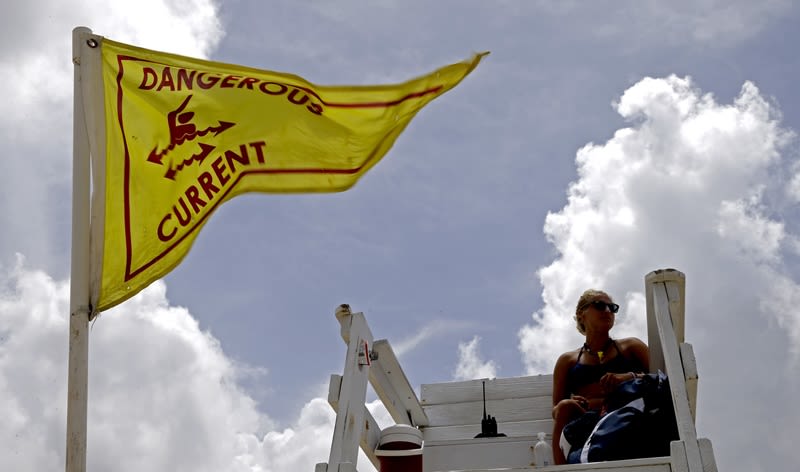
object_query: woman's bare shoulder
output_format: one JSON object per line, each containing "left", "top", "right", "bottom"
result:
{"left": 555, "top": 348, "right": 581, "bottom": 367}
{"left": 616, "top": 337, "right": 649, "bottom": 367}
{"left": 617, "top": 336, "right": 647, "bottom": 348}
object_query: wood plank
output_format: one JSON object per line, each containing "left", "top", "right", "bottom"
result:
{"left": 534, "top": 457, "right": 671, "bottom": 472}
{"left": 669, "top": 440, "right": 689, "bottom": 472}
{"left": 652, "top": 281, "right": 703, "bottom": 471}
{"left": 664, "top": 275, "right": 685, "bottom": 343}
{"left": 428, "top": 466, "right": 670, "bottom": 472}
{"left": 646, "top": 269, "right": 685, "bottom": 373}
{"left": 422, "top": 395, "right": 552, "bottom": 427}
{"left": 536, "top": 457, "right": 672, "bottom": 472}
{"left": 423, "top": 435, "right": 536, "bottom": 471}
{"left": 423, "top": 436, "right": 671, "bottom": 472}
{"left": 645, "top": 269, "right": 685, "bottom": 342}
{"left": 326, "top": 374, "right": 381, "bottom": 470}
{"left": 421, "top": 375, "right": 553, "bottom": 405}
{"left": 422, "top": 418, "right": 554, "bottom": 442}
{"left": 370, "top": 339, "right": 429, "bottom": 426}
{"left": 313, "top": 463, "right": 327, "bottom": 472}
{"left": 680, "top": 342, "right": 698, "bottom": 423}
{"left": 327, "top": 312, "right": 372, "bottom": 467}
{"left": 698, "top": 438, "right": 718, "bottom": 472}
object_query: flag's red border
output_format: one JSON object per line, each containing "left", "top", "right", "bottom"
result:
{"left": 114, "top": 54, "right": 442, "bottom": 282}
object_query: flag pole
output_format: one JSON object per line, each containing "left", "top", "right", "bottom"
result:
{"left": 66, "top": 26, "right": 94, "bottom": 472}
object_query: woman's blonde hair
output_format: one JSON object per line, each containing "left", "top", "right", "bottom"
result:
{"left": 574, "top": 289, "right": 612, "bottom": 335}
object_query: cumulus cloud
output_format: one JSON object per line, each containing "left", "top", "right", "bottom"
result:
{"left": 0, "top": 260, "right": 355, "bottom": 472}
{"left": 519, "top": 75, "right": 798, "bottom": 470}
{"left": 235, "top": 396, "right": 335, "bottom": 472}
{"left": 234, "top": 391, "right": 383, "bottom": 472}
{"left": 453, "top": 336, "right": 498, "bottom": 381}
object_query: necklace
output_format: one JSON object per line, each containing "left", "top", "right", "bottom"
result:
{"left": 583, "top": 338, "right": 613, "bottom": 362}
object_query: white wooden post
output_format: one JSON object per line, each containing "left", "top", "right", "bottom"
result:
{"left": 645, "top": 269, "right": 685, "bottom": 374}
{"left": 67, "top": 26, "right": 106, "bottom": 472}
{"left": 66, "top": 26, "right": 95, "bottom": 472}
{"left": 318, "top": 305, "right": 374, "bottom": 472}
{"left": 645, "top": 269, "right": 713, "bottom": 472}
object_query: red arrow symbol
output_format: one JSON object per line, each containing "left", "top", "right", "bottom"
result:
{"left": 164, "top": 143, "right": 216, "bottom": 180}
{"left": 213, "top": 121, "right": 234, "bottom": 136}
{"left": 147, "top": 147, "right": 167, "bottom": 165}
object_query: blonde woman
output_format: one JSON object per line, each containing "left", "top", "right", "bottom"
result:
{"left": 551, "top": 290, "right": 649, "bottom": 464}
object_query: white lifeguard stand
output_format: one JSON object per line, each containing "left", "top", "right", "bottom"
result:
{"left": 315, "top": 268, "right": 718, "bottom": 472}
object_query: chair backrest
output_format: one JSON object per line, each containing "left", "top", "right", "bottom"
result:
{"left": 419, "top": 374, "right": 554, "bottom": 442}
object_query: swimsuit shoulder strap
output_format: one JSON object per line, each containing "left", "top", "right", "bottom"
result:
{"left": 575, "top": 345, "right": 585, "bottom": 364}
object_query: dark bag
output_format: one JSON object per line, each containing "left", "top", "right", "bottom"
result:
{"left": 561, "top": 410, "right": 600, "bottom": 453}
{"left": 565, "top": 371, "right": 679, "bottom": 464}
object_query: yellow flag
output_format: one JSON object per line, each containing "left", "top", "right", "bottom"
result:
{"left": 88, "top": 37, "right": 486, "bottom": 312}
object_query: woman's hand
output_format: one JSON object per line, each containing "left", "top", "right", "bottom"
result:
{"left": 599, "top": 372, "right": 635, "bottom": 393}
{"left": 553, "top": 395, "right": 588, "bottom": 419}
{"left": 569, "top": 394, "right": 589, "bottom": 410}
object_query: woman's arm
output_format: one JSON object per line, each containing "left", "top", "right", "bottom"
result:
{"left": 552, "top": 352, "right": 573, "bottom": 406}
{"left": 623, "top": 337, "right": 650, "bottom": 372}
{"left": 552, "top": 351, "right": 584, "bottom": 465}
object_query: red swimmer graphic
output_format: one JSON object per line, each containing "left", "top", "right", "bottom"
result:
{"left": 147, "top": 95, "right": 235, "bottom": 179}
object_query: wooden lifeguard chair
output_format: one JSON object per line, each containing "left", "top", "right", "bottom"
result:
{"left": 315, "top": 268, "right": 718, "bottom": 472}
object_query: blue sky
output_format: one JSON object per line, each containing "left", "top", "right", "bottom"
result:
{"left": 2, "top": 1, "right": 799, "bottom": 471}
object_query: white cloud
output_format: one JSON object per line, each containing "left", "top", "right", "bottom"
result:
{"left": 519, "top": 75, "right": 799, "bottom": 470}
{"left": 234, "top": 391, "right": 383, "bottom": 472}
{"left": 717, "top": 193, "right": 785, "bottom": 264}
{"left": 0, "top": 260, "right": 354, "bottom": 472}
{"left": 236, "top": 395, "right": 335, "bottom": 472}
{"left": 787, "top": 171, "right": 800, "bottom": 203}
{"left": 392, "top": 318, "right": 477, "bottom": 357}
{"left": 453, "top": 336, "right": 498, "bottom": 381}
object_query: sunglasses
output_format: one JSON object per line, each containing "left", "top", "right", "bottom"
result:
{"left": 589, "top": 300, "right": 620, "bottom": 313}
